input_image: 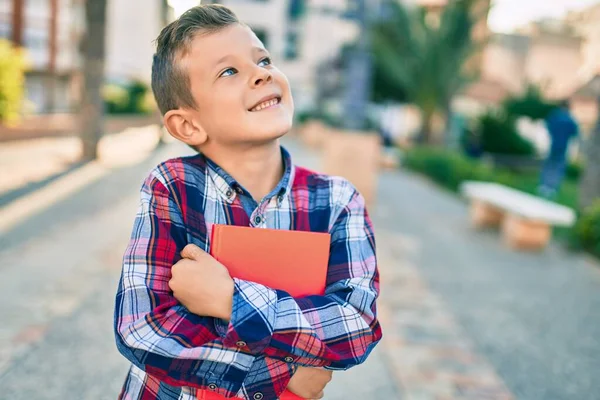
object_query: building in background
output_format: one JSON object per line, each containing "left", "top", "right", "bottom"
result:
{"left": 105, "top": 0, "right": 165, "bottom": 84}
{"left": 566, "top": 3, "right": 600, "bottom": 130}
{"left": 471, "top": 3, "right": 600, "bottom": 133}
{"left": 1, "top": 0, "right": 81, "bottom": 113}
{"left": 2, "top": 0, "right": 168, "bottom": 115}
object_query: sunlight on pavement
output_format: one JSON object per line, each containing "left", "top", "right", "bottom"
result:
{"left": 0, "top": 126, "right": 161, "bottom": 234}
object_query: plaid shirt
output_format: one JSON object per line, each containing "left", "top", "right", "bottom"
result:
{"left": 114, "top": 147, "right": 382, "bottom": 400}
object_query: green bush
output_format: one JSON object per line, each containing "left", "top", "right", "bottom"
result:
{"left": 503, "top": 85, "right": 557, "bottom": 121}
{"left": 403, "top": 147, "right": 496, "bottom": 191}
{"left": 403, "top": 147, "right": 578, "bottom": 208}
{"left": 103, "top": 80, "right": 155, "bottom": 115}
{"left": 103, "top": 84, "right": 129, "bottom": 114}
{"left": 295, "top": 109, "right": 315, "bottom": 125}
{"left": 0, "top": 39, "right": 27, "bottom": 124}
{"left": 565, "top": 160, "right": 584, "bottom": 182}
{"left": 572, "top": 201, "right": 600, "bottom": 258}
{"left": 476, "top": 111, "right": 536, "bottom": 156}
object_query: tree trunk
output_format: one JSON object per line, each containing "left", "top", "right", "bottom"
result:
{"left": 11, "top": 0, "right": 24, "bottom": 46}
{"left": 80, "top": 0, "right": 107, "bottom": 161}
{"left": 44, "top": 0, "right": 59, "bottom": 113}
{"left": 441, "top": 99, "right": 453, "bottom": 148}
{"left": 156, "top": 0, "right": 171, "bottom": 146}
{"left": 579, "top": 106, "right": 600, "bottom": 210}
{"left": 418, "top": 112, "right": 434, "bottom": 145}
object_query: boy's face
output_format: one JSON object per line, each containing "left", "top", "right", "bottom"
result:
{"left": 183, "top": 23, "right": 294, "bottom": 147}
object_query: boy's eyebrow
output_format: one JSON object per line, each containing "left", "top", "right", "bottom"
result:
{"left": 213, "top": 47, "right": 269, "bottom": 67}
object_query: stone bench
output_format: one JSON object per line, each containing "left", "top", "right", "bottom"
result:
{"left": 460, "top": 181, "right": 576, "bottom": 250}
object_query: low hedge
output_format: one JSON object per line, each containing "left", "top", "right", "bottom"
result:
{"left": 571, "top": 201, "right": 600, "bottom": 258}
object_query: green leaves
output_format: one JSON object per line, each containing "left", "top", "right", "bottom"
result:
{"left": 370, "top": 0, "right": 485, "bottom": 129}
{"left": 0, "top": 39, "right": 28, "bottom": 124}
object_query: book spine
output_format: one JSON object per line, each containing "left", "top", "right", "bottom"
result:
{"left": 209, "top": 225, "right": 219, "bottom": 259}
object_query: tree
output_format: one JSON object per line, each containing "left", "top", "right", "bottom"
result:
{"left": 79, "top": 0, "right": 108, "bottom": 161}
{"left": 371, "top": 0, "right": 486, "bottom": 144}
{"left": 579, "top": 101, "right": 600, "bottom": 210}
{"left": 0, "top": 39, "right": 27, "bottom": 124}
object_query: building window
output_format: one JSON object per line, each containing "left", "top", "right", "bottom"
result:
{"left": 253, "top": 28, "right": 268, "bottom": 48}
{"left": 289, "top": 0, "right": 305, "bottom": 21}
{"left": 285, "top": 30, "right": 298, "bottom": 60}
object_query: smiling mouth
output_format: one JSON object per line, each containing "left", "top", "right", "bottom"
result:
{"left": 249, "top": 97, "right": 282, "bottom": 112}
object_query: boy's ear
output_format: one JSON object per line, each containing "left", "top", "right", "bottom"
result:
{"left": 163, "top": 109, "right": 208, "bottom": 147}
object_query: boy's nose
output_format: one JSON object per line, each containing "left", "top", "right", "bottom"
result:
{"left": 253, "top": 70, "right": 273, "bottom": 87}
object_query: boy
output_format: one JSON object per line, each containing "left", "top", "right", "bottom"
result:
{"left": 114, "top": 5, "right": 382, "bottom": 400}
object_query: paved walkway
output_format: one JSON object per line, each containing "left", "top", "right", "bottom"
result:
{"left": 371, "top": 164, "right": 600, "bottom": 400}
{"left": 1, "top": 135, "right": 599, "bottom": 399}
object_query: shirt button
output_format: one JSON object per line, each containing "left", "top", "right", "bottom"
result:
{"left": 254, "top": 215, "right": 262, "bottom": 225}
{"left": 236, "top": 340, "right": 247, "bottom": 348}
{"left": 208, "top": 383, "right": 218, "bottom": 391}
{"left": 253, "top": 393, "right": 264, "bottom": 400}
{"left": 225, "top": 189, "right": 233, "bottom": 198}
{"left": 284, "top": 356, "right": 294, "bottom": 363}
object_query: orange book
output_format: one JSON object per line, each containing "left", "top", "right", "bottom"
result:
{"left": 210, "top": 225, "right": 331, "bottom": 297}
{"left": 197, "top": 224, "right": 331, "bottom": 400}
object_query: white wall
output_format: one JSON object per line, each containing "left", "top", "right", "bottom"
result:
{"left": 106, "top": 0, "right": 163, "bottom": 82}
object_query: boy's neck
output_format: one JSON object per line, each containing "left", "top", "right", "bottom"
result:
{"left": 203, "top": 140, "right": 285, "bottom": 202}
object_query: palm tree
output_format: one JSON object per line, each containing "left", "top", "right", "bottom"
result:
{"left": 80, "top": 0, "right": 108, "bottom": 161}
{"left": 371, "top": 0, "right": 487, "bottom": 145}
{"left": 579, "top": 100, "right": 600, "bottom": 210}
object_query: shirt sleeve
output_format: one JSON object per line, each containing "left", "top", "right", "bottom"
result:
{"left": 218, "top": 181, "right": 382, "bottom": 369}
{"left": 114, "top": 167, "right": 255, "bottom": 390}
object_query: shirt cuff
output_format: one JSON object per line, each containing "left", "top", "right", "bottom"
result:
{"left": 221, "top": 278, "right": 279, "bottom": 354}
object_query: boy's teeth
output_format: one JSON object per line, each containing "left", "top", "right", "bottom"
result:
{"left": 252, "top": 98, "right": 278, "bottom": 111}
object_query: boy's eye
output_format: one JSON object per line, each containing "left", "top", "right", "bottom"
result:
{"left": 220, "top": 68, "right": 237, "bottom": 78}
{"left": 258, "top": 57, "right": 272, "bottom": 67}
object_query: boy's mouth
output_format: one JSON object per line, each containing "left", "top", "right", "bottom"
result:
{"left": 249, "top": 95, "right": 282, "bottom": 112}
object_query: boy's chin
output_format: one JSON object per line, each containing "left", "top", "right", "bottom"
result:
{"left": 249, "top": 122, "right": 292, "bottom": 142}
{"left": 249, "top": 129, "right": 289, "bottom": 144}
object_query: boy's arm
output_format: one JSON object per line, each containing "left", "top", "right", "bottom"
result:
{"left": 218, "top": 182, "right": 382, "bottom": 370}
{"left": 114, "top": 170, "right": 254, "bottom": 389}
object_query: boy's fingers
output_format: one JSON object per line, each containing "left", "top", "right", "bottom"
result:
{"left": 181, "top": 244, "right": 205, "bottom": 261}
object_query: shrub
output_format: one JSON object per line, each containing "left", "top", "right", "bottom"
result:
{"left": 103, "top": 84, "right": 129, "bottom": 114}
{"left": 295, "top": 109, "right": 315, "bottom": 125}
{"left": 572, "top": 201, "right": 600, "bottom": 258}
{"left": 402, "top": 147, "right": 577, "bottom": 208}
{"left": 565, "top": 160, "right": 584, "bottom": 182}
{"left": 103, "top": 80, "right": 154, "bottom": 115}
{"left": 0, "top": 39, "right": 27, "bottom": 124}
{"left": 503, "top": 85, "right": 557, "bottom": 121}
{"left": 403, "top": 147, "right": 496, "bottom": 191}
{"left": 476, "top": 111, "right": 536, "bottom": 156}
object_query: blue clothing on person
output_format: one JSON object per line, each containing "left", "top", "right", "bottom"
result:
{"left": 538, "top": 107, "right": 578, "bottom": 198}
{"left": 546, "top": 108, "right": 578, "bottom": 159}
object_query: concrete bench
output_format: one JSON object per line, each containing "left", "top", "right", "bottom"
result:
{"left": 460, "top": 181, "right": 576, "bottom": 250}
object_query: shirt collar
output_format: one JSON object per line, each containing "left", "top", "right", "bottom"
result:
{"left": 205, "top": 146, "right": 295, "bottom": 204}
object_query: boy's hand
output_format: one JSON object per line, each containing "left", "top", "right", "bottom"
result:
{"left": 287, "top": 367, "right": 332, "bottom": 399}
{"left": 169, "top": 244, "right": 234, "bottom": 320}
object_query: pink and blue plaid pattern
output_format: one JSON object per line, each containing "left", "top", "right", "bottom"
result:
{"left": 114, "top": 148, "right": 382, "bottom": 400}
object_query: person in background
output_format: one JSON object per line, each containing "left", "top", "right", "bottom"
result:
{"left": 538, "top": 99, "right": 579, "bottom": 199}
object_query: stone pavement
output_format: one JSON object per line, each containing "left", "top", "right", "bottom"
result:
{"left": 371, "top": 166, "right": 600, "bottom": 400}
{"left": 1, "top": 134, "right": 600, "bottom": 399}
